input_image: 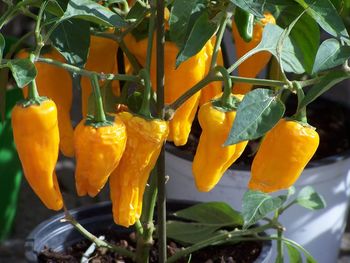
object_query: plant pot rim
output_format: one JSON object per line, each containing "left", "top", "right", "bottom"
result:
{"left": 25, "top": 200, "right": 272, "bottom": 263}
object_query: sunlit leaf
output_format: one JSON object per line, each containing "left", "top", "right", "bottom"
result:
{"left": 312, "top": 38, "right": 350, "bottom": 74}
{"left": 7, "top": 59, "right": 37, "bottom": 88}
{"left": 225, "top": 89, "right": 285, "bottom": 145}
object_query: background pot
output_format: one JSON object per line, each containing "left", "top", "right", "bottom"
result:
{"left": 25, "top": 201, "right": 272, "bottom": 263}
{"left": 165, "top": 97, "right": 350, "bottom": 263}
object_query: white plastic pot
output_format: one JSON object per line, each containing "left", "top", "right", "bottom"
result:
{"left": 165, "top": 147, "right": 350, "bottom": 263}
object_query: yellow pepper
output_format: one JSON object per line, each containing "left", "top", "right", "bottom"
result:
{"left": 110, "top": 111, "right": 169, "bottom": 227}
{"left": 81, "top": 35, "right": 119, "bottom": 117}
{"left": 192, "top": 94, "right": 248, "bottom": 192}
{"left": 199, "top": 38, "right": 223, "bottom": 106}
{"left": 74, "top": 116, "right": 127, "bottom": 197}
{"left": 17, "top": 48, "right": 74, "bottom": 157}
{"left": 232, "top": 12, "right": 276, "bottom": 94}
{"left": 12, "top": 99, "right": 63, "bottom": 210}
{"left": 249, "top": 119, "right": 319, "bottom": 193}
{"left": 124, "top": 34, "right": 206, "bottom": 146}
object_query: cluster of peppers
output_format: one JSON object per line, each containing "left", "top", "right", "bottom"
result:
{"left": 193, "top": 10, "right": 320, "bottom": 193}
{"left": 11, "top": 8, "right": 319, "bottom": 228}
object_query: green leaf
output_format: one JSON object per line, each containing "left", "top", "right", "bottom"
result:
{"left": 296, "top": 186, "right": 326, "bottom": 210}
{"left": 126, "top": 1, "right": 147, "bottom": 20}
{"left": 294, "top": 0, "right": 349, "bottom": 40}
{"left": 166, "top": 221, "right": 222, "bottom": 244}
{"left": 277, "top": 6, "right": 320, "bottom": 74}
{"left": 306, "top": 254, "right": 317, "bottom": 263}
{"left": 169, "top": 0, "right": 199, "bottom": 46}
{"left": 312, "top": 38, "right": 350, "bottom": 74}
{"left": 174, "top": 202, "right": 243, "bottom": 226}
{"left": 7, "top": 59, "right": 37, "bottom": 88}
{"left": 229, "top": 0, "right": 265, "bottom": 17}
{"left": 225, "top": 88, "right": 285, "bottom": 145}
{"left": 175, "top": 11, "right": 218, "bottom": 67}
{"left": 299, "top": 71, "right": 350, "bottom": 109}
{"left": 286, "top": 242, "right": 303, "bottom": 263}
{"left": 50, "top": 18, "right": 90, "bottom": 67}
{"left": 0, "top": 34, "right": 5, "bottom": 60}
{"left": 32, "top": 0, "right": 65, "bottom": 17}
{"left": 256, "top": 23, "right": 305, "bottom": 74}
{"left": 62, "top": 0, "right": 127, "bottom": 27}
{"left": 242, "top": 190, "right": 284, "bottom": 228}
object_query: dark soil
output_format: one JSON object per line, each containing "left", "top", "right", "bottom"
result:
{"left": 38, "top": 230, "right": 262, "bottom": 263}
{"left": 171, "top": 95, "right": 350, "bottom": 167}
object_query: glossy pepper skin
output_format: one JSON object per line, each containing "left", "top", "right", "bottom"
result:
{"left": 81, "top": 35, "right": 119, "bottom": 117}
{"left": 233, "top": 7, "right": 254, "bottom": 43}
{"left": 17, "top": 49, "right": 74, "bottom": 157}
{"left": 199, "top": 38, "right": 224, "bottom": 106}
{"left": 232, "top": 12, "right": 276, "bottom": 94}
{"left": 192, "top": 94, "right": 248, "bottom": 192}
{"left": 249, "top": 119, "right": 319, "bottom": 193}
{"left": 110, "top": 111, "right": 169, "bottom": 227}
{"left": 74, "top": 116, "right": 126, "bottom": 197}
{"left": 12, "top": 99, "right": 63, "bottom": 210}
{"left": 124, "top": 35, "right": 206, "bottom": 146}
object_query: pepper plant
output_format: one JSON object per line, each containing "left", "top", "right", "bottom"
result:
{"left": 1, "top": 0, "right": 350, "bottom": 262}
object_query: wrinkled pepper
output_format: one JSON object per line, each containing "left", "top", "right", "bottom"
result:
{"left": 192, "top": 94, "right": 248, "bottom": 192}
{"left": 81, "top": 35, "right": 119, "bottom": 117}
{"left": 17, "top": 48, "right": 74, "bottom": 157}
{"left": 232, "top": 12, "right": 275, "bottom": 94}
{"left": 199, "top": 37, "right": 224, "bottom": 106}
{"left": 110, "top": 111, "right": 169, "bottom": 227}
{"left": 74, "top": 115, "right": 126, "bottom": 197}
{"left": 12, "top": 98, "right": 63, "bottom": 210}
{"left": 124, "top": 34, "right": 206, "bottom": 146}
{"left": 249, "top": 119, "right": 319, "bottom": 193}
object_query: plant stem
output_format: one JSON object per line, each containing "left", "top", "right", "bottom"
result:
{"left": 135, "top": 171, "right": 158, "bottom": 263}
{"left": 63, "top": 212, "right": 136, "bottom": 261}
{"left": 216, "top": 66, "right": 232, "bottom": 108}
{"left": 138, "top": 69, "right": 152, "bottom": 118}
{"left": 292, "top": 81, "right": 307, "bottom": 123}
{"left": 36, "top": 57, "right": 140, "bottom": 82}
{"left": 119, "top": 39, "right": 142, "bottom": 73}
{"left": 0, "top": 5, "right": 17, "bottom": 29}
{"left": 210, "top": 12, "right": 228, "bottom": 70}
{"left": 156, "top": 0, "right": 167, "bottom": 262}
{"left": 141, "top": 170, "right": 158, "bottom": 224}
{"left": 167, "top": 223, "right": 273, "bottom": 263}
{"left": 90, "top": 74, "right": 106, "bottom": 122}
{"left": 26, "top": 0, "right": 48, "bottom": 102}
{"left": 145, "top": 4, "right": 156, "bottom": 72}
{"left": 230, "top": 76, "right": 286, "bottom": 87}
{"left": 165, "top": 74, "right": 218, "bottom": 117}
{"left": 227, "top": 48, "right": 261, "bottom": 74}
{"left": 135, "top": 220, "right": 144, "bottom": 236}
{"left": 277, "top": 227, "right": 284, "bottom": 261}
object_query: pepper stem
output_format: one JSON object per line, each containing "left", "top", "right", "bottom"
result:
{"left": 210, "top": 12, "right": 228, "bottom": 70}
{"left": 90, "top": 74, "right": 107, "bottom": 122}
{"left": 27, "top": 53, "right": 40, "bottom": 101}
{"left": 217, "top": 66, "right": 232, "bottom": 108}
{"left": 138, "top": 69, "right": 153, "bottom": 119}
{"left": 293, "top": 82, "right": 307, "bottom": 123}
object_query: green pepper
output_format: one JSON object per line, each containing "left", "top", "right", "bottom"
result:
{"left": 234, "top": 7, "right": 254, "bottom": 43}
